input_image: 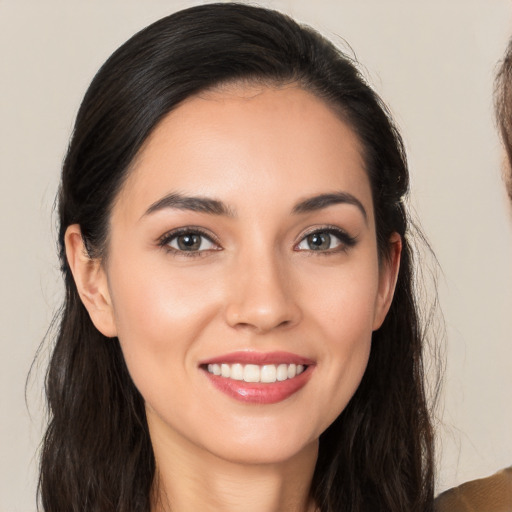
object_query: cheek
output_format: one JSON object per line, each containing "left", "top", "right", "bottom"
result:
{"left": 300, "top": 258, "right": 379, "bottom": 427}
{"left": 304, "top": 254, "right": 380, "bottom": 343}
{"left": 105, "top": 253, "right": 224, "bottom": 389}
{"left": 319, "top": 292, "right": 373, "bottom": 387}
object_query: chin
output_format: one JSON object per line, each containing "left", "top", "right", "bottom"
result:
{"left": 191, "top": 415, "right": 322, "bottom": 467}
{"left": 208, "top": 434, "right": 319, "bottom": 467}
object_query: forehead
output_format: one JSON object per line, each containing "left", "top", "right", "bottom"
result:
{"left": 115, "top": 84, "right": 372, "bottom": 219}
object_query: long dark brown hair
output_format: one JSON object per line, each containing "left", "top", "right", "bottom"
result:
{"left": 39, "top": 3, "right": 437, "bottom": 511}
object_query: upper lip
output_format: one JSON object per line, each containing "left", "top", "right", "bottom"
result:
{"left": 199, "top": 350, "right": 315, "bottom": 366}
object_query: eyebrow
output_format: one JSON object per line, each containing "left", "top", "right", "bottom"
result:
{"left": 143, "top": 192, "right": 235, "bottom": 218}
{"left": 142, "top": 190, "right": 367, "bottom": 221}
{"left": 292, "top": 192, "right": 368, "bottom": 222}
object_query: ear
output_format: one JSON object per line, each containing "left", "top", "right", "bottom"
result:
{"left": 64, "top": 224, "right": 117, "bottom": 337}
{"left": 372, "top": 232, "right": 402, "bottom": 330}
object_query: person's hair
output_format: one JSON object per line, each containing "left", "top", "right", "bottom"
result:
{"left": 495, "top": 37, "right": 512, "bottom": 201}
{"left": 39, "top": 3, "right": 436, "bottom": 511}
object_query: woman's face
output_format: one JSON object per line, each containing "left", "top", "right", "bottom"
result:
{"left": 84, "top": 84, "right": 399, "bottom": 465}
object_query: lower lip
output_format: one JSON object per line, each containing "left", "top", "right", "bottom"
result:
{"left": 202, "top": 366, "right": 313, "bottom": 404}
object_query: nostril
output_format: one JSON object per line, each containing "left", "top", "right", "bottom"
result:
{"left": 224, "top": 295, "right": 302, "bottom": 333}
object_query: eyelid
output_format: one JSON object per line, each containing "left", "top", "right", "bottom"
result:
{"left": 294, "top": 225, "right": 357, "bottom": 252}
{"left": 156, "top": 224, "right": 356, "bottom": 256}
{"left": 157, "top": 226, "right": 222, "bottom": 254}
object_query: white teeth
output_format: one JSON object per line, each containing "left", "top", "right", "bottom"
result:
{"left": 260, "top": 364, "right": 277, "bottom": 383}
{"left": 208, "top": 363, "right": 221, "bottom": 376}
{"left": 221, "top": 363, "right": 230, "bottom": 378}
{"left": 243, "top": 364, "right": 260, "bottom": 383}
{"left": 276, "top": 364, "right": 288, "bottom": 381}
{"left": 206, "top": 363, "right": 307, "bottom": 383}
{"left": 231, "top": 363, "right": 244, "bottom": 381}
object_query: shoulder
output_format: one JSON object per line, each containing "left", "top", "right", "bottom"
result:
{"left": 435, "top": 466, "right": 512, "bottom": 512}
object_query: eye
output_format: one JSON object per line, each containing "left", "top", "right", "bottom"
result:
{"left": 159, "top": 228, "right": 220, "bottom": 254}
{"left": 296, "top": 227, "right": 356, "bottom": 252}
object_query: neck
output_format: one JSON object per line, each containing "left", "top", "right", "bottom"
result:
{"left": 149, "top": 415, "right": 318, "bottom": 512}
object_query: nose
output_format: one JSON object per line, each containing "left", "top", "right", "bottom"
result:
{"left": 224, "top": 251, "right": 302, "bottom": 334}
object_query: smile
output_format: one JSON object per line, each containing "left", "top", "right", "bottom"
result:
{"left": 200, "top": 351, "right": 314, "bottom": 404}
{"left": 206, "top": 363, "right": 306, "bottom": 383}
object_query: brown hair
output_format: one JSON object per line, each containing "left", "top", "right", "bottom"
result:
{"left": 495, "top": 37, "right": 512, "bottom": 200}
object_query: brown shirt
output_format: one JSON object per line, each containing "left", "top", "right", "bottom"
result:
{"left": 435, "top": 467, "right": 512, "bottom": 512}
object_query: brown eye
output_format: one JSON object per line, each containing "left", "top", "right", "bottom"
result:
{"left": 166, "top": 231, "right": 217, "bottom": 252}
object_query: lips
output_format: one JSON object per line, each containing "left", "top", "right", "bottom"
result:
{"left": 200, "top": 351, "right": 314, "bottom": 404}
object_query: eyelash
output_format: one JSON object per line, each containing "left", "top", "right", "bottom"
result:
{"left": 294, "top": 226, "right": 357, "bottom": 254}
{"left": 157, "top": 225, "right": 357, "bottom": 258}
{"left": 158, "top": 227, "right": 221, "bottom": 258}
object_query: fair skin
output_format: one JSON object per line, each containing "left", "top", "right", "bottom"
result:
{"left": 65, "top": 84, "right": 401, "bottom": 512}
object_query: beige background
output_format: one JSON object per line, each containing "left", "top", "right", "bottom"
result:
{"left": 1, "top": 1, "right": 512, "bottom": 510}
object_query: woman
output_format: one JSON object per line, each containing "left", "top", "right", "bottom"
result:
{"left": 39, "top": 3, "right": 436, "bottom": 511}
